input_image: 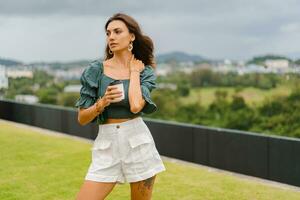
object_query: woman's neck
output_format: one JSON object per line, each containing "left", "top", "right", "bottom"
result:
{"left": 111, "top": 50, "right": 133, "bottom": 68}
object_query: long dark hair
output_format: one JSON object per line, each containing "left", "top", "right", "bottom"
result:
{"left": 104, "top": 13, "right": 156, "bottom": 69}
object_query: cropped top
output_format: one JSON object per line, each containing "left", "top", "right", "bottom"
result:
{"left": 99, "top": 74, "right": 140, "bottom": 119}
{"left": 74, "top": 59, "right": 158, "bottom": 125}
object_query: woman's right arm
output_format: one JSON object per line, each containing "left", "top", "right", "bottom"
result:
{"left": 77, "top": 85, "right": 122, "bottom": 125}
{"left": 77, "top": 98, "right": 106, "bottom": 126}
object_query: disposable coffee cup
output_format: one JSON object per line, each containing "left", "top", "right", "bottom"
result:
{"left": 109, "top": 80, "right": 124, "bottom": 102}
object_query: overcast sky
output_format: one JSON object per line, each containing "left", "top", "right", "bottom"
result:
{"left": 0, "top": 0, "right": 299, "bottom": 63}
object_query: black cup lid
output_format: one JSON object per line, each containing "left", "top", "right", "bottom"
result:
{"left": 109, "top": 80, "right": 122, "bottom": 85}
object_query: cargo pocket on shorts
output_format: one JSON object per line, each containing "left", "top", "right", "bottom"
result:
{"left": 91, "top": 139, "right": 113, "bottom": 166}
{"left": 124, "top": 133, "right": 154, "bottom": 163}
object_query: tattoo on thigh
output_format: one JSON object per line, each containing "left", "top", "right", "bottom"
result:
{"left": 137, "top": 176, "right": 155, "bottom": 196}
{"left": 143, "top": 176, "right": 154, "bottom": 189}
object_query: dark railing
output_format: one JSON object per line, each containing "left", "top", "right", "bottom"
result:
{"left": 0, "top": 99, "right": 299, "bottom": 187}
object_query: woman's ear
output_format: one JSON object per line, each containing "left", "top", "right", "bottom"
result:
{"left": 130, "top": 33, "right": 135, "bottom": 41}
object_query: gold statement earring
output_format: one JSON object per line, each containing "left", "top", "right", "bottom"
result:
{"left": 128, "top": 41, "right": 133, "bottom": 51}
{"left": 109, "top": 49, "right": 113, "bottom": 55}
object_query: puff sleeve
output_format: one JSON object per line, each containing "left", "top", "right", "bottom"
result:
{"left": 140, "top": 65, "right": 158, "bottom": 114}
{"left": 74, "top": 66, "right": 99, "bottom": 109}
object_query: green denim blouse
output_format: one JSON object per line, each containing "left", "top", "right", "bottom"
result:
{"left": 74, "top": 59, "right": 158, "bottom": 124}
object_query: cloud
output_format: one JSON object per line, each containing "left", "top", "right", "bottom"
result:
{"left": 0, "top": 0, "right": 299, "bottom": 62}
{"left": 280, "top": 22, "right": 300, "bottom": 33}
{"left": 0, "top": 0, "right": 155, "bottom": 16}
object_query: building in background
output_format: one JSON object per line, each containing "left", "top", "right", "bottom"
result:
{"left": 6, "top": 67, "right": 33, "bottom": 78}
{"left": 0, "top": 65, "right": 8, "bottom": 89}
{"left": 63, "top": 85, "right": 81, "bottom": 93}
{"left": 264, "top": 59, "right": 290, "bottom": 73}
{"left": 15, "top": 94, "right": 39, "bottom": 104}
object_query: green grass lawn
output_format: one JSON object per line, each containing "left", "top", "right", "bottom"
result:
{"left": 180, "top": 85, "right": 292, "bottom": 107}
{"left": 1, "top": 120, "right": 299, "bottom": 200}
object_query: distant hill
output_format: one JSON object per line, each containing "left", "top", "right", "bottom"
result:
{"left": 28, "top": 59, "right": 93, "bottom": 69}
{"left": 155, "top": 51, "right": 209, "bottom": 63}
{"left": 0, "top": 57, "right": 23, "bottom": 66}
{"left": 1, "top": 51, "right": 211, "bottom": 68}
{"left": 3, "top": 51, "right": 297, "bottom": 68}
{"left": 246, "top": 54, "right": 293, "bottom": 65}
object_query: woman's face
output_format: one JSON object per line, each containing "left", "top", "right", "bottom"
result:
{"left": 106, "top": 20, "right": 134, "bottom": 53}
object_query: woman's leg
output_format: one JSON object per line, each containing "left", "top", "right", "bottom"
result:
{"left": 75, "top": 180, "right": 117, "bottom": 200}
{"left": 130, "top": 175, "right": 156, "bottom": 200}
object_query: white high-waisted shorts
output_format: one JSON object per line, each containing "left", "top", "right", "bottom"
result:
{"left": 85, "top": 116, "right": 166, "bottom": 185}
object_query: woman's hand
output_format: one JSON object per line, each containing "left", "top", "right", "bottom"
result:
{"left": 96, "top": 85, "right": 122, "bottom": 108}
{"left": 79, "top": 86, "right": 121, "bottom": 124}
{"left": 129, "top": 54, "right": 145, "bottom": 73}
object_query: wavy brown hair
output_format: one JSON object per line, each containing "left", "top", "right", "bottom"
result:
{"left": 103, "top": 13, "right": 156, "bottom": 69}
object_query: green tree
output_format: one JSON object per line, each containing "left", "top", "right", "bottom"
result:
{"left": 57, "top": 92, "right": 79, "bottom": 107}
{"left": 37, "top": 87, "right": 58, "bottom": 104}
{"left": 225, "top": 108, "right": 257, "bottom": 130}
{"left": 175, "top": 102, "right": 204, "bottom": 123}
{"left": 177, "top": 81, "right": 190, "bottom": 97}
{"left": 230, "top": 95, "right": 247, "bottom": 111}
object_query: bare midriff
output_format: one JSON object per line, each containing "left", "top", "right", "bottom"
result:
{"left": 103, "top": 115, "right": 139, "bottom": 124}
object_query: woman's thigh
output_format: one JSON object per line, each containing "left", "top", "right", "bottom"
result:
{"left": 130, "top": 175, "right": 156, "bottom": 200}
{"left": 75, "top": 180, "right": 117, "bottom": 200}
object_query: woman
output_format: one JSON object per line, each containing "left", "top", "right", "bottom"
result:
{"left": 75, "top": 13, "right": 166, "bottom": 200}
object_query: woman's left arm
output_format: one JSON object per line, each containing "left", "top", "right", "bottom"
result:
{"left": 128, "top": 70, "right": 146, "bottom": 113}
